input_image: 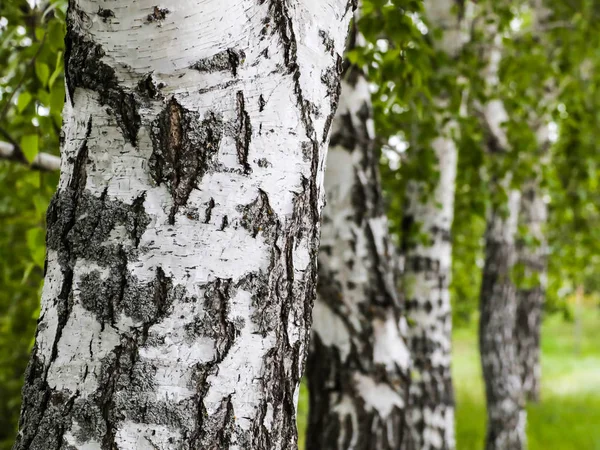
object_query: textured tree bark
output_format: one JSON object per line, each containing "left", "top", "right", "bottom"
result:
{"left": 515, "top": 124, "right": 550, "bottom": 403}
{"left": 479, "top": 189, "right": 526, "bottom": 450}
{"left": 515, "top": 177, "right": 547, "bottom": 403}
{"left": 402, "top": 137, "right": 457, "bottom": 450}
{"left": 402, "top": 2, "right": 469, "bottom": 448}
{"left": 14, "top": 1, "right": 353, "bottom": 449}
{"left": 476, "top": 17, "right": 526, "bottom": 448}
{"left": 514, "top": 0, "right": 552, "bottom": 404}
{"left": 305, "top": 44, "right": 412, "bottom": 449}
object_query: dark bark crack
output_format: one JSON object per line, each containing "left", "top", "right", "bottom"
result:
{"left": 235, "top": 91, "right": 252, "bottom": 174}
{"left": 149, "top": 97, "right": 223, "bottom": 224}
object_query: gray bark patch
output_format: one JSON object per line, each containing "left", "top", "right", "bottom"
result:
{"left": 238, "top": 190, "right": 278, "bottom": 239}
{"left": 191, "top": 49, "right": 246, "bottom": 77}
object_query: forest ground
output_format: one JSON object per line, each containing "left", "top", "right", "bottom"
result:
{"left": 298, "top": 306, "right": 600, "bottom": 449}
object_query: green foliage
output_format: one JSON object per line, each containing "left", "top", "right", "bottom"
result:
{"left": 0, "top": 0, "right": 65, "bottom": 445}
{"left": 0, "top": 165, "right": 57, "bottom": 448}
{"left": 364, "top": 0, "right": 600, "bottom": 322}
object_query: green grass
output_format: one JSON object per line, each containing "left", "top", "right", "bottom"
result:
{"left": 298, "top": 307, "right": 600, "bottom": 449}
{"left": 454, "top": 308, "right": 600, "bottom": 450}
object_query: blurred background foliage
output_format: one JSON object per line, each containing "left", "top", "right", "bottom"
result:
{"left": 0, "top": 0, "right": 64, "bottom": 445}
{"left": 0, "top": 0, "right": 599, "bottom": 448}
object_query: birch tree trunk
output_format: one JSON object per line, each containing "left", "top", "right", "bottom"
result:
{"left": 14, "top": 1, "right": 353, "bottom": 449}
{"left": 477, "top": 17, "right": 526, "bottom": 450}
{"left": 515, "top": 0, "right": 552, "bottom": 404}
{"left": 479, "top": 189, "right": 526, "bottom": 450}
{"left": 402, "top": 2, "right": 469, "bottom": 448}
{"left": 515, "top": 176, "right": 547, "bottom": 402}
{"left": 515, "top": 118, "right": 550, "bottom": 404}
{"left": 305, "top": 39, "right": 412, "bottom": 449}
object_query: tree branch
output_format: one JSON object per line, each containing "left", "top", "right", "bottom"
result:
{"left": 0, "top": 141, "right": 60, "bottom": 171}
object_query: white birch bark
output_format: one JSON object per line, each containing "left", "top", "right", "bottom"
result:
{"left": 306, "top": 34, "right": 412, "bottom": 449}
{"left": 403, "top": 2, "right": 470, "bottom": 448}
{"left": 477, "top": 11, "right": 526, "bottom": 450}
{"left": 14, "top": 1, "right": 353, "bottom": 449}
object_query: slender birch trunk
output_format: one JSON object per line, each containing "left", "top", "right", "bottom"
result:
{"left": 514, "top": 0, "right": 553, "bottom": 404}
{"left": 14, "top": 1, "right": 353, "bottom": 448}
{"left": 479, "top": 188, "right": 526, "bottom": 450}
{"left": 477, "top": 16, "right": 526, "bottom": 450}
{"left": 515, "top": 175, "right": 547, "bottom": 402}
{"left": 402, "top": 2, "right": 469, "bottom": 448}
{"left": 306, "top": 33, "right": 412, "bottom": 449}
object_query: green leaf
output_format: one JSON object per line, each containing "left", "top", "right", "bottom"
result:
{"left": 25, "top": 227, "right": 46, "bottom": 268}
{"left": 35, "top": 27, "right": 46, "bottom": 42}
{"left": 17, "top": 91, "right": 32, "bottom": 113}
{"left": 35, "top": 62, "right": 50, "bottom": 87}
{"left": 20, "top": 134, "right": 39, "bottom": 163}
{"left": 48, "top": 51, "right": 63, "bottom": 87}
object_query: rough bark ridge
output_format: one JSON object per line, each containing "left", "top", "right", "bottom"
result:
{"left": 477, "top": 11, "right": 526, "bottom": 449}
{"left": 515, "top": 177, "right": 547, "bottom": 402}
{"left": 306, "top": 49, "right": 412, "bottom": 449}
{"left": 402, "top": 2, "right": 469, "bottom": 448}
{"left": 14, "top": 1, "right": 353, "bottom": 449}
{"left": 479, "top": 190, "right": 525, "bottom": 450}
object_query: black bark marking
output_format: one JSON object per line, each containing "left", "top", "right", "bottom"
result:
{"left": 219, "top": 215, "right": 229, "bottom": 231}
{"left": 65, "top": 29, "right": 141, "bottom": 146}
{"left": 146, "top": 6, "right": 170, "bottom": 23}
{"left": 256, "top": 158, "right": 271, "bottom": 168}
{"left": 191, "top": 49, "right": 246, "bottom": 77}
{"left": 149, "top": 98, "right": 223, "bottom": 224}
{"left": 204, "top": 198, "right": 216, "bottom": 224}
{"left": 258, "top": 94, "right": 266, "bottom": 112}
{"left": 137, "top": 73, "right": 165, "bottom": 100}
{"left": 235, "top": 91, "right": 252, "bottom": 174}
{"left": 97, "top": 7, "right": 115, "bottom": 22}
{"left": 319, "top": 30, "right": 335, "bottom": 56}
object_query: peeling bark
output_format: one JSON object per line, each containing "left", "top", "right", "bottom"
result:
{"left": 402, "top": 2, "right": 470, "bottom": 448}
{"left": 14, "top": 1, "right": 353, "bottom": 449}
{"left": 306, "top": 42, "right": 412, "bottom": 448}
